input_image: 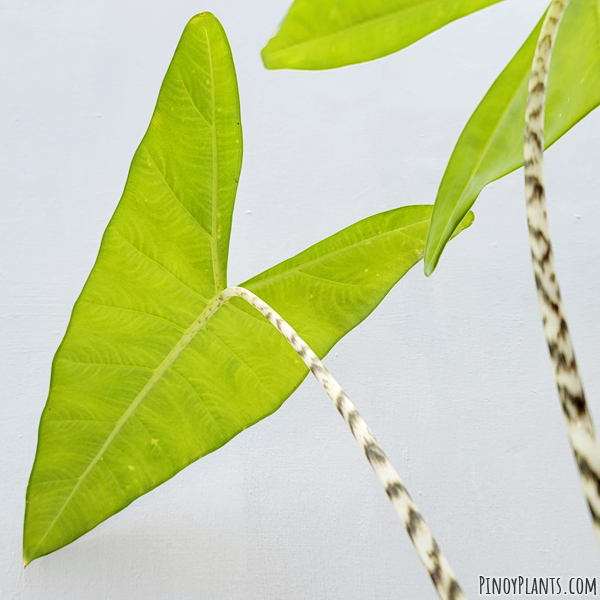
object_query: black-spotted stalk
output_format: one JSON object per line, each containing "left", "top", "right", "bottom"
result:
{"left": 217, "top": 286, "right": 466, "bottom": 600}
{"left": 524, "top": 0, "right": 600, "bottom": 547}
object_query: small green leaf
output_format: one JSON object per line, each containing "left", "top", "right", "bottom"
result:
{"left": 261, "top": 0, "right": 504, "bottom": 70}
{"left": 24, "top": 13, "right": 473, "bottom": 564}
{"left": 424, "top": 0, "right": 600, "bottom": 275}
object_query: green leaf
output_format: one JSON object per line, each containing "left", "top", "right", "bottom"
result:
{"left": 243, "top": 207, "right": 474, "bottom": 358}
{"left": 261, "top": 0, "right": 504, "bottom": 70}
{"left": 24, "top": 13, "right": 473, "bottom": 564}
{"left": 24, "top": 10, "right": 243, "bottom": 565}
{"left": 424, "top": 0, "right": 600, "bottom": 275}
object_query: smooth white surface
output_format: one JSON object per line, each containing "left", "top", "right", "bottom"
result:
{"left": 1, "top": 1, "right": 599, "bottom": 598}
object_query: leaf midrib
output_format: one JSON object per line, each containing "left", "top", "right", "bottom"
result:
{"left": 205, "top": 25, "right": 222, "bottom": 291}
{"left": 248, "top": 218, "right": 429, "bottom": 289}
{"left": 266, "top": 0, "right": 501, "bottom": 59}
{"left": 28, "top": 291, "right": 226, "bottom": 559}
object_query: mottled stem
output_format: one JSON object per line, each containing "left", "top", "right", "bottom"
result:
{"left": 524, "top": 0, "right": 600, "bottom": 548}
{"left": 219, "top": 286, "right": 466, "bottom": 600}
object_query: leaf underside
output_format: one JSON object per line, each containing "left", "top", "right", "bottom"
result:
{"left": 261, "top": 0, "right": 504, "bottom": 70}
{"left": 424, "top": 0, "right": 600, "bottom": 273}
{"left": 24, "top": 13, "right": 473, "bottom": 564}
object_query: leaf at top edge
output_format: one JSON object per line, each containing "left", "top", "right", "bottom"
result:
{"left": 261, "top": 0, "right": 504, "bottom": 70}
{"left": 424, "top": 0, "right": 600, "bottom": 275}
{"left": 23, "top": 13, "right": 474, "bottom": 565}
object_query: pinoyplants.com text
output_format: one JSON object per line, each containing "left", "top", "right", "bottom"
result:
{"left": 479, "top": 576, "right": 597, "bottom": 596}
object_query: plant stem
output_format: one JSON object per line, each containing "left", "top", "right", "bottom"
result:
{"left": 524, "top": 0, "right": 600, "bottom": 548}
{"left": 221, "top": 286, "right": 466, "bottom": 600}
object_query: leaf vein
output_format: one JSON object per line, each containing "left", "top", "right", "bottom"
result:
{"left": 204, "top": 330, "right": 276, "bottom": 400}
{"left": 267, "top": 0, "right": 500, "bottom": 58}
{"left": 178, "top": 72, "right": 213, "bottom": 128}
{"left": 167, "top": 367, "right": 225, "bottom": 432}
{"left": 102, "top": 459, "right": 128, "bottom": 497}
{"left": 296, "top": 270, "right": 360, "bottom": 287}
{"left": 203, "top": 23, "right": 223, "bottom": 291}
{"left": 78, "top": 300, "right": 186, "bottom": 333}
{"left": 114, "top": 231, "right": 211, "bottom": 304}
{"left": 144, "top": 149, "right": 214, "bottom": 244}
{"left": 57, "top": 358, "right": 155, "bottom": 373}
{"left": 248, "top": 219, "right": 429, "bottom": 289}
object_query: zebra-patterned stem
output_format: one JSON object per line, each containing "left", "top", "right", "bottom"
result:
{"left": 524, "top": 0, "right": 600, "bottom": 548}
{"left": 223, "top": 286, "right": 465, "bottom": 600}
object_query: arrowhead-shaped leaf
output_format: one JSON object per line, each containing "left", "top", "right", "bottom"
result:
{"left": 261, "top": 0, "right": 504, "bottom": 70}
{"left": 24, "top": 13, "right": 473, "bottom": 564}
{"left": 424, "top": 0, "right": 600, "bottom": 274}
{"left": 25, "top": 11, "right": 243, "bottom": 564}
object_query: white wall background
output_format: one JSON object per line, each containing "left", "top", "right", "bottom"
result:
{"left": 2, "top": 0, "right": 599, "bottom": 598}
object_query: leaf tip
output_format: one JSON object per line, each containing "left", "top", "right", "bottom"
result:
{"left": 423, "top": 238, "right": 443, "bottom": 277}
{"left": 261, "top": 45, "right": 279, "bottom": 70}
{"left": 423, "top": 210, "right": 475, "bottom": 277}
{"left": 188, "top": 11, "right": 220, "bottom": 31}
{"left": 462, "top": 211, "right": 476, "bottom": 229}
{"left": 195, "top": 10, "right": 216, "bottom": 19}
{"left": 22, "top": 534, "right": 37, "bottom": 568}
{"left": 260, "top": 47, "right": 271, "bottom": 69}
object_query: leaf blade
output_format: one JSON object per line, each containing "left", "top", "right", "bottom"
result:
{"left": 261, "top": 0, "right": 504, "bottom": 70}
{"left": 243, "top": 208, "right": 474, "bottom": 357}
{"left": 24, "top": 16, "right": 474, "bottom": 564}
{"left": 24, "top": 11, "right": 242, "bottom": 563}
{"left": 25, "top": 200, "right": 472, "bottom": 563}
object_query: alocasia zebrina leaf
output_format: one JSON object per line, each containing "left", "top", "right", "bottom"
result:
{"left": 25, "top": 11, "right": 243, "bottom": 564}
{"left": 24, "top": 12, "right": 473, "bottom": 564}
{"left": 261, "top": 0, "right": 504, "bottom": 70}
{"left": 424, "top": 0, "right": 600, "bottom": 274}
